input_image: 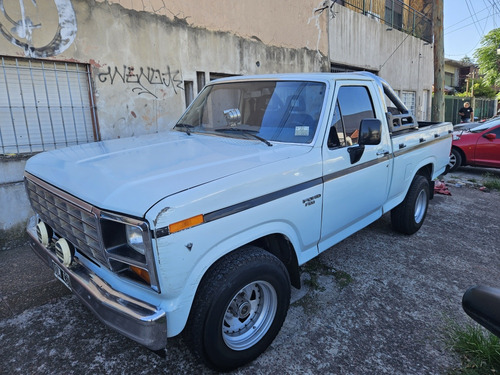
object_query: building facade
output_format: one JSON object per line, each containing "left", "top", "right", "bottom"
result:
{"left": 0, "top": 0, "right": 433, "bottom": 235}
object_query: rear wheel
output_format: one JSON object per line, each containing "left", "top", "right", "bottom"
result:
{"left": 184, "top": 246, "right": 291, "bottom": 371}
{"left": 391, "top": 174, "right": 430, "bottom": 235}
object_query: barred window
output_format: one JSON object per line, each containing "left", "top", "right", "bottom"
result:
{"left": 401, "top": 91, "right": 416, "bottom": 116}
{"left": 0, "top": 56, "right": 98, "bottom": 154}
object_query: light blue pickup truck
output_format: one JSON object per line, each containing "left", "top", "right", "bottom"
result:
{"left": 25, "top": 72, "right": 452, "bottom": 370}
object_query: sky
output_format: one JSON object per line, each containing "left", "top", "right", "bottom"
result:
{"left": 444, "top": 0, "right": 500, "bottom": 61}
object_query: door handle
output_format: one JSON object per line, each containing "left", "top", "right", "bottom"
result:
{"left": 376, "top": 149, "right": 390, "bottom": 156}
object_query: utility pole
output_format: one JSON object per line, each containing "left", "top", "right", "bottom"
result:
{"left": 432, "top": 0, "right": 445, "bottom": 122}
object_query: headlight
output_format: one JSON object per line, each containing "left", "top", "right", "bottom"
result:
{"left": 452, "top": 134, "right": 461, "bottom": 141}
{"left": 126, "top": 225, "right": 146, "bottom": 255}
{"left": 100, "top": 214, "right": 159, "bottom": 292}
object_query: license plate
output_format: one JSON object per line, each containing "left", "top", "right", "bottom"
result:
{"left": 52, "top": 260, "right": 71, "bottom": 290}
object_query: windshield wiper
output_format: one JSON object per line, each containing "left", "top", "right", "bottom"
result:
{"left": 214, "top": 127, "right": 272, "bottom": 147}
{"left": 174, "top": 123, "right": 194, "bottom": 135}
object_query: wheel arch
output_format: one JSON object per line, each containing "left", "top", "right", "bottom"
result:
{"left": 247, "top": 233, "right": 301, "bottom": 289}
{"left": 196, "top": 233, "right": 300, "bottom": 292}
{"left": 452, "top": 145, "right": 466, "bottom": 166}
{"left": 415, "top": 163, "right": 432, "bottom": 179}
{"left": 415, "top": 163, "right": 434, "bottom": 199}
{"left": 168, "top": 231, "right": 301, "bottom": 337}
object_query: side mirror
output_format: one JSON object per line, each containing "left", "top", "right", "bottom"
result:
{"left": 484, "top": 133, "right": 497, "bottom": 141}
{"left": 348, "top": 118, "right": 382, "bottom": 164}
{"left": 359, "top": 118, "right": 382, "bottom": 146}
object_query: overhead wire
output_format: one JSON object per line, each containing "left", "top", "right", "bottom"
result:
{"left": 486, "top": 0, "right": 500, "bottom": 22}
{"left": 445, "top": 12, "right": 500, "bottom": 35}
{"left": 445, "top": 10, "right": 497, "bottom": 34}
{"left": 471, "top": 0, "right": 491, "bottom": 36}
{"left": 465, "top": 0, "right": 484, "bottom": 36}
{"left": 445, "top": 0, "right": 500, "bottom": 58}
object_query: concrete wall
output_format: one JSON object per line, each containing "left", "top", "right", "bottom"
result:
{"left": 98, "top": 0, "right": 330, "bottom": 53}
{"left": 0, "top": 156, "right": 33, "bottom": 248}
{"left": 0, "top": 0, "right": 329, "bottom": 233}
{"left": 0, "top": 156, "right": 32, "bottom": 228}
{"left": 0, "top": 0, "right": 329, "bottom": 140}
{"left": 329, "top": 4, "right": 433, "bottom": 121}
{"left": 1, "top": 1, "right": 435, "bottom": 233}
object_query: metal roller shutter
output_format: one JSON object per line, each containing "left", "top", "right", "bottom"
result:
{"left": 0, "top": 56, "right": 98, "bottom": 154}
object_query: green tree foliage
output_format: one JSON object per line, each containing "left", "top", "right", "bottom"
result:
{"left": 460, "top": 55, "right": 475, "bottom": 65}
{"left": 474, "top": 28, "right": 500, "bottom": 87}
{"left": 472, "top": 79, "right": 497, "bottom": 98}
{"left": 456, "top": 78, "right": 496, "bottom": 98}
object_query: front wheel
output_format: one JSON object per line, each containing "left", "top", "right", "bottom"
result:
{"left": 448, "top": 148, "right": 462, "bottom": 172}
{"left": 391, "top": 174, "right": 430, "bottom": 235}
{"left": 184, "top": 246, "right": 291, "bottom": 371}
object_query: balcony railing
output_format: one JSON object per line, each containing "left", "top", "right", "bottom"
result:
{"left": 339, "top": 0, "right": 433, "bottom": 44}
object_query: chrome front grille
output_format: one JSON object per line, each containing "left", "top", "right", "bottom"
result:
{"left": 25, "top": 175, "right": 107, "bottom": 265}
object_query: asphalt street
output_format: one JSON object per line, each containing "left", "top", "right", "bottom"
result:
{"left": 1, "top": 167, "right": 499, "bottom": 374}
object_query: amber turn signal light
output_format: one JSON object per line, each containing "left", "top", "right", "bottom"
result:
{"left": 168, "top": 214, "right": 204, "bottom": 234}
{"left": 130, "top": 265, "right": 151, "bottom": 284}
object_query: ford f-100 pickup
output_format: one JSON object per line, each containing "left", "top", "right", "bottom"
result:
{"left": 24, "top": 72, "right": 452, "bottom": 370}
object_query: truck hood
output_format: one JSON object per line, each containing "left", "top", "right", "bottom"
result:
{"left": 25, "top": 131, "right": 311, "bottom": 217}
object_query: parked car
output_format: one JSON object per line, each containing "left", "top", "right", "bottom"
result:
{"left": 453, "top": 116, "right": 500, "bottom": 132}
{"left": 448, "top": 122, "right": 500, "bottom": 172}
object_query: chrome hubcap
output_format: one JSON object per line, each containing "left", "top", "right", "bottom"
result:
{"left": 222, "top": 281, "right": 277, "bottom": 351}
{"left": 414, "top": 190, "right": 427, "bottom": 224}
{"left": 448, "top": 153, "right": 456, "bottom": 169}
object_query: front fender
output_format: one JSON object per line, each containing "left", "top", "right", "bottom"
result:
{"left": 154, "top": 217, "right": 317, "bottom": 337}
{"left": 150, "top": 177, "right": 323, "bottom": 336}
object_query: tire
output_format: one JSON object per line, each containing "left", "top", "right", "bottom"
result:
{"left": 448, "top": 148, "right": 462, "bottom": 172}
{"left": 184, "top": 246, "right": 291, "bottom": 371}
{"left": 391, "top": 174, "right": 430, "bottom": 235}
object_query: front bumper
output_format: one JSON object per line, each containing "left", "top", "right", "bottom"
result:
{"left": 27, "top": 224, "right": 167, "bottom": 350}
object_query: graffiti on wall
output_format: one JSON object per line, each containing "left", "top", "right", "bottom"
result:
{"left": 98, "top": 65, "right": 184, "bottom": 99}
{"left": 0, "top": 0, "right": 77, "bottom": 58}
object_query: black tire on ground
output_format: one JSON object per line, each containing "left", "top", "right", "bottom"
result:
{"left": 184, "top": 246, "right": 291, "bottom": 371}
{"left": 391, "top": 174, "right": 430, "bottom": 235}
{"left": 448, "top": 148, "right": 462, "bottom": 172}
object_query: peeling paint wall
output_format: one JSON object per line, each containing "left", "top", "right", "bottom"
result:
{"left": 0, "top": 155, "right": 32, "bottom": 232}
{"left": 0, "top": 0, "right": 329, "bottom": 140}
{"left": 97, "top": 0, "right": 329, "bottom": 54}
{"left": 0, "top": 0, "right": 77, "bottom": 58}
{"left": 0, "top": 0, "right": 329, "bottom": 230}
{"left": 0, "top": 1, "right": 435, "bottom": 231}
{"left": 82, "top": 1, "right": 328, "bottom": 139}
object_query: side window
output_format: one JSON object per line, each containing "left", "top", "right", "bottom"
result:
{"left": 329, "top": 86, "right": 376, "bottom": 148}
{"left": 490, "top": 128, "right": 500, "bottom": 137}
{"left": 328, "top": 101, "right": 345, "bottom": 148}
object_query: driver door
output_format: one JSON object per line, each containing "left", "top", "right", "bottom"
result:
{"left": 474, "top": 126, "right": 500, "bottom": 168}
{"left": 318, "top": 81, "right": 391, "bottom": 253}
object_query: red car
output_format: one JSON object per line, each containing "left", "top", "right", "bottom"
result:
{"left": 448, "top": 121, "right": 500, "bottom": 172}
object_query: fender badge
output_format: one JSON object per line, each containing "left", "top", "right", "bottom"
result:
{"left": 303, "top": 194, "right": 321, "bottom": 207}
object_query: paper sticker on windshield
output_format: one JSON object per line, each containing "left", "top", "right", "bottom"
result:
{"left": 295, "top": 126, "right": 309, "bottom": 136}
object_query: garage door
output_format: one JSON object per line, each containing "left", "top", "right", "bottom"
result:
{"left": 0, "top": 56, "right": 98, "bottom": 154}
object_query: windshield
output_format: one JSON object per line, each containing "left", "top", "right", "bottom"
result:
{"left": 470, "top": 119, "right": 500, "bottom": 132}
{"left": 176, "top": 80, "right": 326, "bottom": 144}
